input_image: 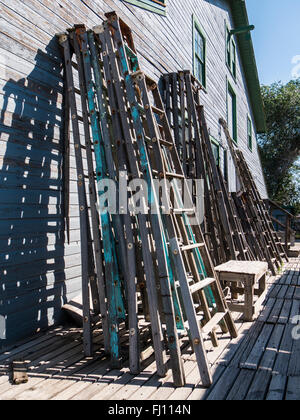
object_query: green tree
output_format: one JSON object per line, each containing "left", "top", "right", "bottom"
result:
{"left": 259, "top": 79, "right": 300, "bottom": 214}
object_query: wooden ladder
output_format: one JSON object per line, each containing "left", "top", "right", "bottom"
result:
{"left": 98, "top": 16, "right": 186, "bottom": 386}
{"left": 58, "top": 32, "right": 110, "bottom": 356}
{"left": 140, "top": 71, "right": 238, "bottom": 387}
{"left": 220, "top": 118, "right": 288, "bottom": 273}
{"left": 103, "top": 13, "right": 238, "bottom": 386}
{"left": 163, "top": 71, "right": 254, "bottom": 265}
{"left": 236, "top": 150, "right": 288, "bottom": 264}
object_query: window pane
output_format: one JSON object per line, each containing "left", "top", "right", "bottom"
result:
{"left": 196, "top": 59, "right": 203, "bottom": 85}
{"left": 248, "top": 117, "right": 252, "bottom": 149}
{"left": 223, "top": 150, "right": 228, "bottom": 182}
{"left": 195, "top": 29, "right": 204, "bottom": 61}
{"left": 232, "top": 42, "right": 236, "bottom": 77}
{"left": 211, "top": 142, "right": 220, "bottom": 167}
{"left": 228, "top": 91, "right": 234, "bottom": 138}
{"left": 228, "top": 88, "right": 236, "bottom": 141}
{"left": 227, "top": 30, "right": 231, "bottom": 65}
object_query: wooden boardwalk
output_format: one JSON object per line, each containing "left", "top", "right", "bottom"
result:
{"left": 0, "top": 256, "right": 299, "bottom": 400}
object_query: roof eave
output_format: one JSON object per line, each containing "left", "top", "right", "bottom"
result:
{"left": 229, "top": 0, "right": 267, "bottom": 133}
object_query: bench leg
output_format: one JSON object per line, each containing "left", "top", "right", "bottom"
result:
{"left": 244, "top": 279, "right": 255, "bottom": 321}
{"left": 258, "top": 273, "right": 266, "bottom": 295}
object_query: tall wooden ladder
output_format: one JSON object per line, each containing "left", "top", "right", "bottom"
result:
{"left": 97, "top": 18, "right": 187, "bottom": 386}
{"left": 58, "top": 32, "right": 110, "bottom": 356}
{"left": 236, "top": 150, "right": 288, "bottom": 264}
{"left": 220, "top": 118, "right": 288, "bottom": 273}
{"left": 104, "top": 12, "right": 238, "bottom": 387}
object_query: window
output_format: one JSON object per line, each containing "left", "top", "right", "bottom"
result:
{"left": 226, "top": 27, "right": 237, "bottom": 78}
{"left": 124, "top": 0, "right": 167, "bottom": 15}
{"left": 210, "top": 137, "right": 220, "bottom": 167}
{"left": 247, "top": 115, "right": 253, "bottom": 151}
{"left": 193, "top": 16, "right": 206, "bottom": 88}
{"left": 227, "top": 82, "right": 237, "bottom": 143}
{"left": 223, "top": 150, "right": 229, "bottom": 183}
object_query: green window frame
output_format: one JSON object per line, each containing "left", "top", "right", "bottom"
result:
{"left": 227, "top": 81, "right": 237, "bottom": 144}
{"left": 247, "top": 115, "right": 253, "bottom": 151}
{"left": 223, "top": 150, "right": 229, "bottom": 183}
{"left": 210, "top": 137, "right": 220, "bottom": 167}
{"left": 193, "top": 16, "right": 206, "bottom": 88}
{"left": 226, "top": 26, "right": 237, "bottom": 79}
{"left": 123, "top": 0, "right": 167, "bottom": 16}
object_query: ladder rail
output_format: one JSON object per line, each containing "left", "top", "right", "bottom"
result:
{"left": 75, "top": 27, "right": 127, "bottom": 367}
{"left": 59, "top": 34, "right": 93, "bottom": 357}
{"left": 70, "top": 30, "right": 111, "bottom": 354}
{"left": 101, "top": 18, "right": 170, "bottom": 381}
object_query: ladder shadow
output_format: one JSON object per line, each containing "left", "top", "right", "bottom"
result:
{"left": 0, "top": 37, "right": 68, "bottom": 350}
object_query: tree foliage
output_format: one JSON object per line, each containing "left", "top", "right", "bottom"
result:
{"left": 258, "top": 78, "right": 300, "bottom": 214}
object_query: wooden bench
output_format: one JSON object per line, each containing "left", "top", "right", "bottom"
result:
{"left": 214, "top": 261, "right": 269, "bottom": 321}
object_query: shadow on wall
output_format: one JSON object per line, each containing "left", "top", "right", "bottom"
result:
{"left": 0, "top": 38, "right": 69, "bottom": 350}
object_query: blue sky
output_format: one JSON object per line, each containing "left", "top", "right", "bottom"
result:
{"left": 246, "top": 0, "right": 300, "bottom": 86}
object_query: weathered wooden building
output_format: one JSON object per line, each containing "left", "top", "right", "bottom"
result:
{"left": 0, "top": 0, "right": 268, "bottom": 349}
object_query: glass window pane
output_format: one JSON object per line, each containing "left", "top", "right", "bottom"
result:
{"left": 211, "top": 142, "right": 220, "bottom": 167}
{"left": 228, "top": 89, "right": 236, "bottom": 140}
{"left": 196, "top": 59, "right": 203, "bottom": 85}
{"left": 195, "top": 28, "right": 204, "bottom": 61}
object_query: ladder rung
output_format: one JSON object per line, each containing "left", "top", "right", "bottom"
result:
{"left": 202, "top": 311, "right": 228, "bottom": 335}
{"left": 125, "top": 44, "right": 137, "bottom": 59}
{"left": 166, "top": 172, "right": 185, "bottom": 180}
{"left": 151, "top": 105, "right": 165, "bottom": 116}
{"left": 181, "top": 243, "right": 205, "bottom": 252}
{"left": 189, "top": 278, "right": 216, "bottom": 295}
{"left": 145, "top": 136, "right": 173, "bottom": 148}
{"left": 173, "top": 208, "right": 195, "bottom": 215}
{"left": 158, "top": 138, "right": 173, "bottom": 148}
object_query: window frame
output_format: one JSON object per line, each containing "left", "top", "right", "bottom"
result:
{"left": 123, "top": 0, "right": 167, "bottom": 16}
{"left": 193, "top": 15, "right": 207, "bottom": 89}
{"left": 226, "top": 24, "right": 237, "bottom": 80}
{"left": 210, "top": 136, "right": 221, "bottom": 167}
{"left": 247, "top": 114, "right": 253, "bottom": 151}
{"left": 223, "top": 149, "right": 229, "bottom": 183}
{"left": 227, "top": 81, "right": 238, "bottom": 144}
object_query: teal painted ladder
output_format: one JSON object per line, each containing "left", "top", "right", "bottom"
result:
{"left": 103, "top": 12, "right": 238, "bottom": 387}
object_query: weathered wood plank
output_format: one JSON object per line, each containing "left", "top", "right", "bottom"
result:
{"left": 226, "top": 369, "right": 255, "bottom": 400}
{"left": 258, "top": 324, "right": 285, "bottom": 372}
{"left": 272, "top": 324, "right": 295, "bottom": 376}
{"left": 266, "top": 374, "right": 287, "bottom": 400}
{"left": 285, "top": 376, "right": 300, "bottom": 400}
{"left": 244, "top": 370, "right": 272, "bottom": 400}
{"left": 267, "top": 299, "right": 285, "bottom": 324}
{"left": 205, "top": 366, "right": 240, "bottom": 400}
{"left": 241, "top": 324, "right": 274, "bottom": 370}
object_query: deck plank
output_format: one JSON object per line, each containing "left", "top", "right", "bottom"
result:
{"left": 241, "top": 324, "right": 274, "bottom": 370}
{"left": 244, "top": 370, "right": 272, "bottom": 400}
{"left": 258, "top": 324, "right": 285, "bottom": 372}
{"left": 205, "top": 366, "right": 240, "bottom": 400}
{"left": 266, "top": 375, "right": 287, "bottom": 400}
{"left": 286, "top": 376, "right": 300, "bottom": 400}
{"left": 0, "top": 256, "right": 299, "bottom": 400}
{"left": 273, "top": 324, "right": 295, "bottom": 376}
{"left": 226, "top": 369, "right": 255, "bottom": 400}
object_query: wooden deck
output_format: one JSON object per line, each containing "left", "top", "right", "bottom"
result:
{"left": 0, "top": 256, "right": 299, "bottom": 401}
